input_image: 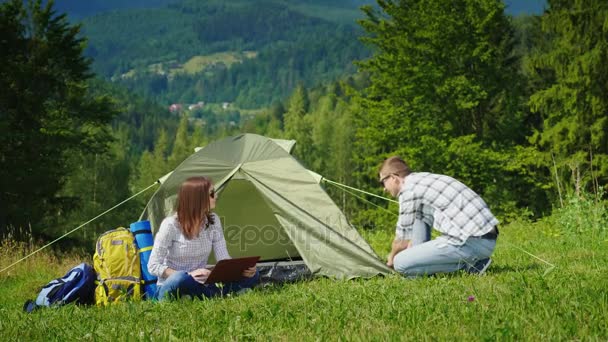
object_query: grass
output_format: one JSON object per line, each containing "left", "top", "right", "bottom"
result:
{"left": 119, "top": 51, "right": 258, "bottom": 80}
{"left": 288, "top": 2, "right": 365, "bottom": 26}
{"left": 178, "top": 52, "right": 253, "bottom": 75}
{"left": 1, "top": 206, "right": 607, "bottom": 340}
{"left": 121, "top": 51, "right": 258, "bottom": 78}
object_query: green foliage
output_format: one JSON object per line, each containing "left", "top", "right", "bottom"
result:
{"left": 527, "top": 0, "right": 608, "bottom": 197}
{"left": 284, "top": 85, "right": 315, "bottom": 166}
{"left": 168, "top": 114, "right": 192, "bottom": 169}
{"left": 0, "top": 0, "right": 116, "bottom": 232}
{"left": 130, "top": 130, "right": 172, "bottom": 210}
{"left": 357, "top": 0, "right": 528, "bottom": 144}
{"left": 546, "top": 192, "right": 608, "bottom": 237}
{"left": 351, "top": 0, "right": 547, "bottom": 221}
{"left": 55, "top": 129, "right": 138, "bottom": 245}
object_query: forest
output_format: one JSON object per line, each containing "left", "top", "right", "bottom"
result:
{"left": 1, "top": 0, "right": 606, "bottom": 248}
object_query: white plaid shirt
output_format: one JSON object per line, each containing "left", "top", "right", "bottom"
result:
{"left": 396, "top": 172, "right": 499, "bottom": 245}
{"left": 148, "top": 213, "right": 231, "bottom": 286}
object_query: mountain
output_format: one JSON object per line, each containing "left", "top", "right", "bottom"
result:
{"left": 51, "top": 0, "right": 371, "bottom": 19}
{"left": 75, "top": 0, "right": 369, "bottom": 108}
{"left": 49, "top": 0, "right": 175, "bottom": 19}
{"left": 53, "top": 0, "right": 547, "bottom": 19}
{"left": 56, "top": 0, "right": 547, "bottom": 108}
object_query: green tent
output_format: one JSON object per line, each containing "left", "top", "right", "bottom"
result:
{"left": 141, "top": 134, "right": 389, "bottom": 279}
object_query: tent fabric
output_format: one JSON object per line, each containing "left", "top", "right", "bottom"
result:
{"left": 141, "top": 134, "right": 390, "bottom": 279}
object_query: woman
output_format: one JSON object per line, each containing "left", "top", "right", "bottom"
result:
{"left": 148, "top": 176, "right": 258, "bottom": 301}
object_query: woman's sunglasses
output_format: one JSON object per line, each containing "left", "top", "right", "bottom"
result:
{"left": 209, "top": 188, "right": 215, "bottom": 198}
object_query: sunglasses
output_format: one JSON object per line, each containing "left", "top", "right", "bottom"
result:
{"left": 209, "top": 188, "right": 215, "bottom": 198}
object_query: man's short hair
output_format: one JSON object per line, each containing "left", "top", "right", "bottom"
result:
{"left": 379, "top": 156, "right": 411, "bottom": 179}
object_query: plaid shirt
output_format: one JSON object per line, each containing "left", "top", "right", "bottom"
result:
{"left": 148, "top": 213, "right": 231, "bottom": 286}
{"left": 396, "top": 172, "right": 499, "bottom": 245}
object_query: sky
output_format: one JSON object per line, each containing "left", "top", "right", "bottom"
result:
{"left": 503, "top": 0, "right": 547, "bottom": 16}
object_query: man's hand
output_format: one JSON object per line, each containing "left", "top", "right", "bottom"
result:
{"left": 388, "top": 238, "right": 411, "bottom": 269}
{"left": 386, "top": 252, "right": 395, "bottom": 269}
{"left": 242, "top": 266, "right": 256, "bottom": 278}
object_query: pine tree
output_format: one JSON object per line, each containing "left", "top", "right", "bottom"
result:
{"left": 190, "top": 124, "right": 207, "bottom": 152}
{"left": 0, "top": 0, "right": 116, "bottom": 231}
{"left": 168, "top": 114, "right": 192, "bottom": 169}
{"left": 353, "top": 0, "right": 541, "bottom": 216}
{"left": 283, "top": 85, "right": 315, "bottom": 167}
{"left": 129, "top": 129, "right": 172, "bottom": 211}
{"left": 310, "top": 93, "right": 337, "bottom": 172}
{"left": 528, "top": 0, "right": 608, "bottom": 196}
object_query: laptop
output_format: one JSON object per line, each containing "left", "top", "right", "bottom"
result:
{"left": 204, "top": 256, "right": 260, "bottom": 284}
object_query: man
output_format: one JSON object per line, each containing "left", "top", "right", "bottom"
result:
{"left": 379, "top": 156, "right": 499, "bottom": 276}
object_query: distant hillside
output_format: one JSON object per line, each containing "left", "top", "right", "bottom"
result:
{"left": 50, "top": 0, "right": 175, "bottom": 19}
{"left": 78, "top": 0, "right": 369, "bottom": 108}
{"left": 67, "top": 0, "right": 546, "bottom": 108}
{"left": 53, "top": 0, "right": 547, "bottom": 20}
{"left": 52, "top": 0, "right": 372, "bottom": 19}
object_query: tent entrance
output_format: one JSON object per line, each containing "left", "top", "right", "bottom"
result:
{"left": 212, "top": 179, "right": 300, "bottom": 263}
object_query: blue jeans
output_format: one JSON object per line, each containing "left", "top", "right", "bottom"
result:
{"left": 155, "top": 270, "right": 260, "bottom": 301}
{"left": 393, "top": 220, "right": 496, "bottom": 277}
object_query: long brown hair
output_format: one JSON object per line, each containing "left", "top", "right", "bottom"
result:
{"left": 176, "top": 176, "right": 215, "bottom": 239}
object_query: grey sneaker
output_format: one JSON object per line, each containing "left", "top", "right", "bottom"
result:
{"left": 467, "top": 258, "right": 492, "bottom": 275}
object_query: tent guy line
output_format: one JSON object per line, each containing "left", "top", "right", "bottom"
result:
{"left": 0, "top": 182, "right": 159, "bottom": 274}
{"left": 322, "top": 178, "right": 399, "bottom": 204}
{"left": 322, "top": 178, "right": 398, "bottom": 215}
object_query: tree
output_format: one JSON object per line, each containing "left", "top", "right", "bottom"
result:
{"left": 353, "top": 0, "right": 541, "bottom": 217}
{"left": 310, "top": 94, "right": 336, "bottom": 172}
{"left": 168, "top": 113, "right": 191, "bottom": 169}
{"left": 283, "top": 85, "right": 315, "bottom": 167}
{"left": 58, "top": 128, "right": 136, "bottom": 243}
{"left": 527, "top": 0, "right": 608, "bottom": 197}
{"left": 132, "top": 130, "right": 170, "bottom": 190}
{"left": 0, "top": 0, "right": 116, "bottom": 231}
{"left": 357, "top": 0, "right": 525, "bottom": 146}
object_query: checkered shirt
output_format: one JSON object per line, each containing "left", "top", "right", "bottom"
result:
{"left": 396, "top": 172, "right": 499, "bottom": 245}
{"left": 148, "top": 213, "right": 231, "bottom": 286}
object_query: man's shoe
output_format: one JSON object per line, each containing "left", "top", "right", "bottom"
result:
{"left": 467, "top": 258, "right": 492, "bottom": 275}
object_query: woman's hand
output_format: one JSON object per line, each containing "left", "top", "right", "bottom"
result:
{"left": 242, "top": 266, "right": 256, "bottom": 278}
{"left": 188, "top": 268, "right": 211, "bottom": 284}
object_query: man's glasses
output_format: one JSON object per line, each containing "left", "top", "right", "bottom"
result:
{"left": 209, "top": 188, "right": 215, "bottom": 198}
{"left": 379, "top": 174, "right": 392, "bottom": 185}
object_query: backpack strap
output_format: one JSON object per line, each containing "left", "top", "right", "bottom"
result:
{"left": 23, "top": 300, "right": 39, "bottom": 313}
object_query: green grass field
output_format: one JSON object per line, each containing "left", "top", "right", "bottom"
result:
{"left": 178, "top": 52, "right": 256, "bottom": 75}
{"left": 119, "top": 51, "right": 258, "bottom": 80}
{"left": 1, "top": 203, "right": 607, "bottom": 340}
